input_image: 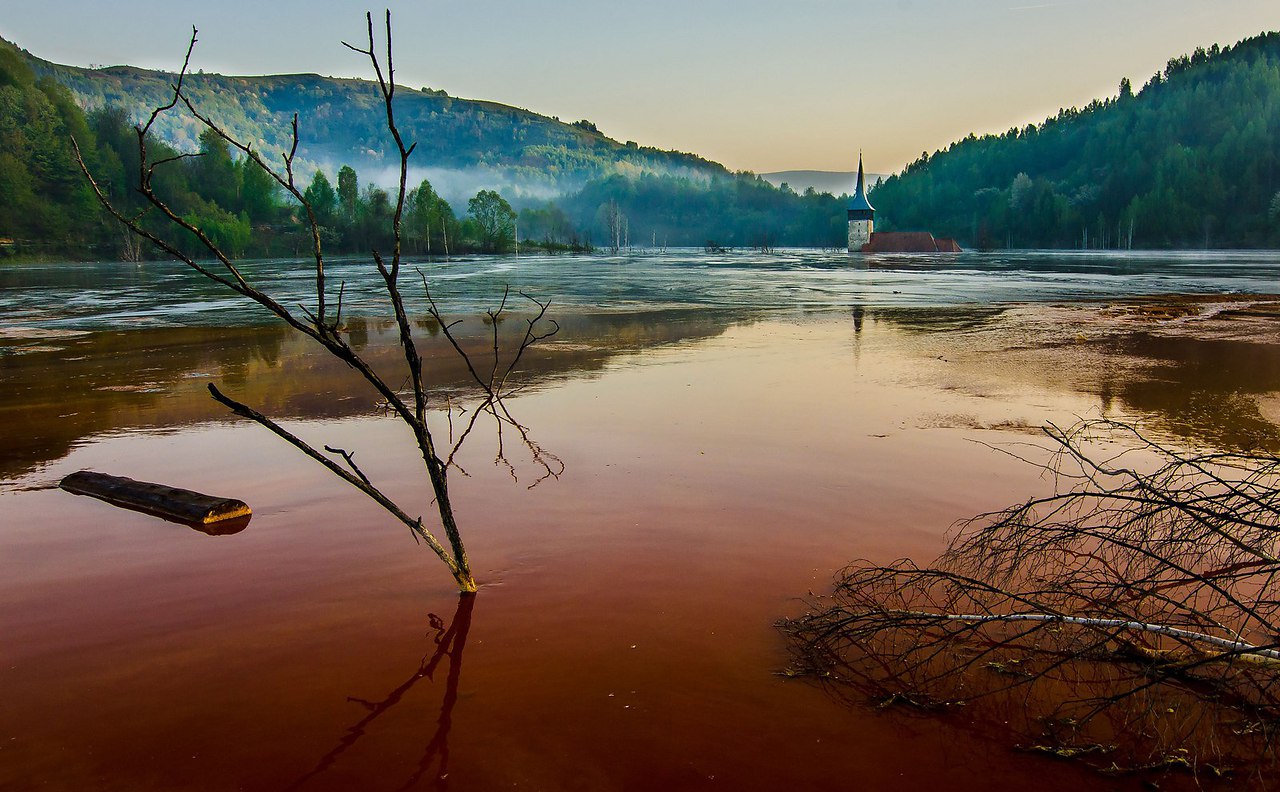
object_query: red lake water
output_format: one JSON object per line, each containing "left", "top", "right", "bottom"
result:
{"left": 3, "top": 295, "right": 1280, "bottom": 790}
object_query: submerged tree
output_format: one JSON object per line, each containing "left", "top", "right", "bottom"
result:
{"left": 783, "top": 420, "right": 1280, "bottom": 787}
{"left": 72, "top": 13, "right": 561, "bottom": 593}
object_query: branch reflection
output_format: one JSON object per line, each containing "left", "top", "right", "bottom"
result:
{"left": 288, "top": 594, "right": 475, "bottom": 790}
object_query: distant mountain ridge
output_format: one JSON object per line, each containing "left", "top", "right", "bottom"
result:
{"left": 4, "top": 36, "right": 730, "bottom": 204}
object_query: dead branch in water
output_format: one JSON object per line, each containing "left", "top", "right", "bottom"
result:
{"left": 782, "top": 419, "right": 1280, "bottom": 787}
{"left": 71, "top": 12, "right": 560, "bottom": 593}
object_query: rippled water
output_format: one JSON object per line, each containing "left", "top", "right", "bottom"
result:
{"left": 3, "top": 248, "right": 1279, "bottom": 330}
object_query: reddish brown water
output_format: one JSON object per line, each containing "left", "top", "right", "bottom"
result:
{"left": 3, "top": 306, "right": 1279, "bottom": 790}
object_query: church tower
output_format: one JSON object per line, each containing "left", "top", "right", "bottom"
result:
{"left": 847, "top": 153, "right": 875, "bottom": 252}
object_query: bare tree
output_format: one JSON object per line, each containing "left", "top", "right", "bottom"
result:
{"left": 598, "top": 199, "right": 623, "bottom": 254}
{"left": 71, "top": 12, "right": 561, "bottom": 593}
{"left": 783, "top": 420, "right": 1280, "bottom": 786}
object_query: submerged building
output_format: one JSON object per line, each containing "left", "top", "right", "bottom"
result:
{"left": 847, "top": 155, "right": 961, "bottom": 254}
{"left": 846, "top": 154, "right": 875, "bottom": 252}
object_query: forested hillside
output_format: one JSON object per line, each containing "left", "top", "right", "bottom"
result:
{"left": 0, "top": 41, "right": 100, "bottom": 249}
{"left": 0, "top": 35, "right": 849, "bottom": 259}
{"left": 14, "top": 28, "right": 1278, "bottom": 259}
{"left": 871, "top": 31, "right": 1280, "bottom": 249}
{"left": 554, "top": 174, "right": 844, "bottom": 250}
{"left": 12, "top": 38, "right": 728, "bottom": 196}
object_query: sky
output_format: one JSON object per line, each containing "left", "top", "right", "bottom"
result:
{"left": 2, "top": 0, "right": 1276, "bottom": 175}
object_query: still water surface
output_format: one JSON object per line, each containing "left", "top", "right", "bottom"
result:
{"left": 2, "top": 250, "right": 1279, "bottom": 790}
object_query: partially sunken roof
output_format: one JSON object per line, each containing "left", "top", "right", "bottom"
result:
{"left": 847, "top": 153, "right": 875, "bottom": 213}
{"left": 862, "top": 232, "right": 962, "bottom": 253}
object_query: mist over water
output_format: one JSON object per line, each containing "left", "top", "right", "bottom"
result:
{"left": 309, "top": 161, "right": 719, "bottom": 209}
{"left": 4, "top": 249, "right": 1279, "bottom": 332}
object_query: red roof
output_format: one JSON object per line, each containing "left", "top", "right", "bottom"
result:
{"left": 861, "top": 232, "right": 962, "bottom": 253}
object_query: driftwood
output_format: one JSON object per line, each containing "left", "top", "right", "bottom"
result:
{"left": 60, "top": 470, "right": 251, "bottom": 532}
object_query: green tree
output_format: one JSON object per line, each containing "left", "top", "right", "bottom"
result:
{"left": 336, "top": 165, "right": 358, "bottom": 223}
{"left": 238, "top": 157, "right": 278, "bottom": 223}
{"left": 303, "top": 169, "right": 338, "bottom": 227}
{"left": 358, "top": 183, "right": 394, "bottom": 250}
{"left": 181, "top": 205, "right": 251, "bottom": 257}
{"left": 406, "top": 177, "right": 456, "bottom": 255}
{"left": 0, "top": 43, "right": 102, "bottom": 248}
{"left": 193, "top": 127, "right": 237, "bottom": 209}
{"left": 467, "top": 188, "right": 516, "bottom": 252}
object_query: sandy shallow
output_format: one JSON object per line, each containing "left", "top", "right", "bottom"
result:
{"left": 2, "top": 299, "right": 1278, "bottom": 790}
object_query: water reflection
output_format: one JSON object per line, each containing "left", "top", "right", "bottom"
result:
{"left": 5, "top": 301, "right": 1278, "bottom": 484}
{"left": 0, "top": 311, "right": 737, "bottom": 480}
{"left": 862, "top": 305, "right": 1010, "bottom": 333}
{"left": 1107, "top": 332, "right": 1280, "bottom": 450}
{"left": 0, "top": 324, "right": 296, "bottom": 481}
{"left": 3, "top": 297, "right": 1272, "bottom": 790}
{"left": 188, "top": 514, "right": 252, "bottom": 536}
{"left": 859, "top": 303, "right": 1280, "bottom": 452}
{"left": 289, "top": 595, "right": 474, "bottom": 791}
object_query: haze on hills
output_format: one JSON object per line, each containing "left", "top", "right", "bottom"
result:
{"left": 759, "top": 171, "right": 889, "bottom": 198}
{"left": 14, "top": 38, "right": 730, "bottom": 208}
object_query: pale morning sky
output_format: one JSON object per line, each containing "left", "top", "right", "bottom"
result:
{"left": 1, "top": 0, "right": 1275, "bottom": 174}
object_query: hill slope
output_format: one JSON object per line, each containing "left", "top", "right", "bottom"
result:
{"left": 0, "top": 35, "right": 849, "bottom": 258}
{"left": 871, "top": 31, "right": 1280, "bottom": 249}
{"left": 8, "top": 37, "right": 728, "bottom": 202}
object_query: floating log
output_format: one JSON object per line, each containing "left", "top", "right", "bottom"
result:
{"left": 59, "top": 471, "right": 251, "bottom": 532}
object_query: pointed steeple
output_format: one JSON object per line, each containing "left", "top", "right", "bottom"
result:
{"left": 848, "top": 152, "right": 875, "bottom": 214}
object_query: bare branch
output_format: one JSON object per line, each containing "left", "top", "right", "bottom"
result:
{"left": 73, "top": 13, "right": 560, "bottom": 596}
{"left": 209, "top": 384, "right": 459, "bottom": 578}
{"left": 783, "top": 419, "right": 1280, "bottom": 781}
{"left": 323, "top": 445, "right": 374, "bottom": 489}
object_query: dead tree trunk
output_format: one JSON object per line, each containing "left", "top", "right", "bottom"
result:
{"left": 72, "top": 12, "right": 560, "bottom": 593}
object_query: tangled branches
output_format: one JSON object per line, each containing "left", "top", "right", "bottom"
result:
{"left": 783, "top": 420, "right": 1280, "bottom": 785}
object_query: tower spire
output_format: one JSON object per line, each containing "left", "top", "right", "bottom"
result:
{"left": 847, "top": 151, "right": 875, "bottom": 252}
{"left": 848, "top": 153, "right": 875, "bottom": 213}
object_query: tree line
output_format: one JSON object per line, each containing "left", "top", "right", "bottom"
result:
{"left": 2, "top": 30, "right": 853, "bottom": 260}
{"left": 2, "top": 29, "right": 849, "bottom": 262}
{"left": 0, "top": 37, "right": 546, "bottom": 261}
{"left": 871, "top": 31, "right": 1280, "bottom": 250}
{"left": 17, "top": 33, "right": 732, "bottom": 191}
{"left": 19, "top": 29, "right": 1280, "bottom": 258}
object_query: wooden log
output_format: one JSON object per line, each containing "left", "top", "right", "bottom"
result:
{"left": 59, "top": 471, "right": 252, "bottom": 528}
